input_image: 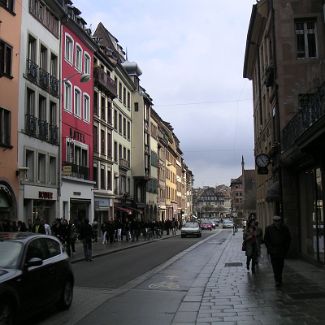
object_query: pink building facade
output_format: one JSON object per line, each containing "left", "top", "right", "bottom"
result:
{"left": 60, "top": 9, "right": 96, "bottom": 223}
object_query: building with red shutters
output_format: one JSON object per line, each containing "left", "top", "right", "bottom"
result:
{"left": 60, "top": 1, "right": 96, "bottom": 223}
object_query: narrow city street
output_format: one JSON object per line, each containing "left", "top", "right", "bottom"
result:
{"left": 31, "top": 229, "right": 325, "bottom": 325}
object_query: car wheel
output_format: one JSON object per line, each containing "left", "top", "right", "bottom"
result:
{"left": 181, "top": 235, "right": 185, "bottom": 238}
{"left": 0, "top": 299, "right": 15, "bottom": 325}
{"left": 57, "top": 279, "right": 73, "bottom": 310}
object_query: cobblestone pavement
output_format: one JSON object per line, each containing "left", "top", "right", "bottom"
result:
{"left": 173, "top": 230, "right": 325, "bottom": 325}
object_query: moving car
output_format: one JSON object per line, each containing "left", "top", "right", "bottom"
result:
{"left": 222, "top": 219, "right": 234, "bottom": 229}
{"left": 0, "top": 232, "right": 74, "bottom": 325}
{"left": 181, "top": 222, "right": 202, "bottom": 238}
{"left": 200, "top": 222, "right": 213, "bottom": 231}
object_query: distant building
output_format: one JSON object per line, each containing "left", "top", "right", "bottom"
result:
{"left": 230, "top": 156, "right": 256, "bottom": 222}
{"left": 193, "top": 186, "right": 231, "bottom": 219}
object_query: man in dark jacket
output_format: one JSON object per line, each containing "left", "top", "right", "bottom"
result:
{"left": 264, "top": 215, "right": 291, "bottom": 287}
{"left": 78, "top": 218, "right": 93, "bottom": 261}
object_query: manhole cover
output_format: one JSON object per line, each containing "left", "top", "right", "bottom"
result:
{"left": 288, "top": 292, "right": 325, "bottom": 299}
{"left": 225, "top": 262, "right": 243, "bottom": 267}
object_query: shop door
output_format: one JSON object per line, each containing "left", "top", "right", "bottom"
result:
{"left": 313, "top": 168, "right": 324, "bottom": 264}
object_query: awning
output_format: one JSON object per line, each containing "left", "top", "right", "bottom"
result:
{"left": 129, "top": 207, "right": 143, "bottom": 214}
{"left": 115, "top": 206, "right": 132, "bottom": 215}
{"left": 266, "top": 181, "right": 280, "bottom": 202}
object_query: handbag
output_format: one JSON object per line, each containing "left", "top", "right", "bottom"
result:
{"left": 242, "top": 241, "right": 246, "bottom": 251}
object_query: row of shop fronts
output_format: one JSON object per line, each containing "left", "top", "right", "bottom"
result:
{"left": 0, "top": 181, "right": 182, "bottom": 228}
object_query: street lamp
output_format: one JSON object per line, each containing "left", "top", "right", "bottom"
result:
{"left": 63, "top": 72, "right": 90, "bottom": 83}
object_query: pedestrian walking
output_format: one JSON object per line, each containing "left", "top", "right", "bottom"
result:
{"left": 255, "top": 221, "right": 263, "bottom": 263}
{"left": 264, "top": 215, "right": 291, "bottom": 287}
{"left": 78, "top": 218, "right": 94, "bottom": 261}
{"left": 243, "top": 219, "right": 258, "bottom": 274}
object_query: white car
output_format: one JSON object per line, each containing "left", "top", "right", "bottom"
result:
{"left": 223, "top": 220, "right": 234, "bottom": 229}
{"left": 181, "top": 222, "right": 202, "bottom": 238}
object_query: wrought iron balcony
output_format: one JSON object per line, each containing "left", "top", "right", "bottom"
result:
{"left": 38, "top": 119, "right": 48, "bottom": 141}
{"left": 282, "top": 84, "right": 325, "bottom": 151}
{"left": 25, "top": 114, "right": 58, "bottom": 145}
{"left": 62, "top": 161, "right": 89, "bottom": 180}
{"left": 119, "top": 158, "right": 130, "bottom": 170}
{"left": 25, "top": 114, "right": 37, "bottom": 137}
{"left": 25, "top": 59, "right": 59, "bottom": 98}
{"left": 94, "top": 66, "right": 117, "bottom": 98}
{"left": 49, "top": 125, "right": 58, "bottom": 145}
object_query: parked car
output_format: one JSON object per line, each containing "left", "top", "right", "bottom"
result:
{"left": 181, "top": 222, "right": 202, "bottom": 238}
{"left": 0, "top": 232, "right": 74, "bottom": 325}
{"left": 200, "top": 222, "right": 213, "bottom": 231}
{"left": 222, "top": 219, "right": 234, "bottom": 229}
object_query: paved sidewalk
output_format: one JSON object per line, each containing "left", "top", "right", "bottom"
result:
{"left": 173, "top": 230, "right": 325, "bottom": 325}
{"left": 69, "top": 229, "right": 325, "bottom": 324}
{"left": 69, "top": 230, "right": 180, "bottom": 263}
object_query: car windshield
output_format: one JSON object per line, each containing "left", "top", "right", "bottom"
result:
{"left": 0, "top": 241, "right": 23, "bottom": 269}
{"left": 184, "top": 222, "right": 198, "bottom": 228}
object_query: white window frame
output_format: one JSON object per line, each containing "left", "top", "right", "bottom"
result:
{"left": 64, "top": 81, "right": 72, "bottom": 113}
{"left": 75, "top": 44, "right": 83, "bottom": 71}
{"left": 74, "top": 86, "right": 82, "bottom": 118}
{"left": 84, "top": 52, "right": 91, "bottom": 75}
{"left": 64, "top": 34, "right": 74, "bottom": 64}
{"left": 83, "top": 93, "right": 90, "bottom": 122}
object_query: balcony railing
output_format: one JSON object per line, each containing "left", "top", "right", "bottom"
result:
{"left": 49, "top": 125, "right": 58, "bottom": 145}
{"left": 119, "top": 158, "right": 130, "bottom": 170}
{"left": 282, "top": 84, "right": 325, "bottom": 151}
{"left": 25, "top": 59, "right": 59, "bottom": 97}
{"left": 94, "top": 66, "right": 117, "bottom": 98}
{"left": 62, "top": 161, "right": 89, "bottom": 180}
{"left": 25, "top": 114, "right": 58, "bottom": 145}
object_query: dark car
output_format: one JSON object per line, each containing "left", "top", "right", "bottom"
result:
{"left": 0, "top": 232, "right": 74, "bottom": 325}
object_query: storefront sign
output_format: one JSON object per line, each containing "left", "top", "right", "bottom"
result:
{"left": 95, "top": 198, "right": 112, "bottom": 209}
{"left": 24, "top": 185, "right": 57, "bottom": 201}
{"left": 62, "top": 165, "right": 72, "bottom": 176}
{"left": 39, "top": 191, "right": 53, "bottom": 199}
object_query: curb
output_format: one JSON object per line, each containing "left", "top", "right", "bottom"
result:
{"left": 70, "top": 234, "right": 180, "bottom": 264}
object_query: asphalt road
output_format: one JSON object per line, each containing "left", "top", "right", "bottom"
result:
{"left": 31, "top": 229, "right": 228, "bottom": 325}
{"left": 72, "top": 231, "right": 215, "bottom": 289}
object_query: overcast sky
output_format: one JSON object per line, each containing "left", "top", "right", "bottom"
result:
{"left": 75, "top": 0, "right": 257, "bottom": 187}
